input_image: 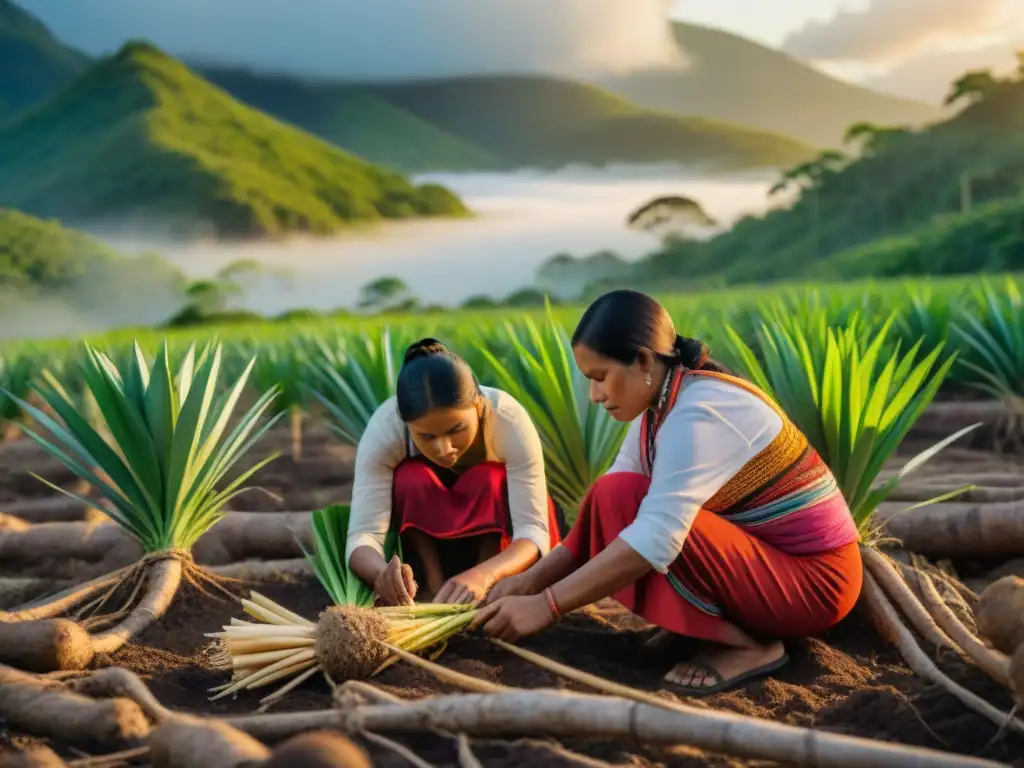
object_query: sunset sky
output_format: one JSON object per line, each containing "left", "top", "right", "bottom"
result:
{"left": 672, "top": 0, "right": 1024, "bottom": 102}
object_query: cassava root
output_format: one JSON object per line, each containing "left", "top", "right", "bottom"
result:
{"left": 860, "top": 570, "right": 1024, "bottom": 736}
{"left": 0, "top": 620, "right": 94, "bottom": 672}
{"left": 976, "top": 576, "right": 1024, "bottom": 656}
{"left": 0, "top": 664, "right": 149, "bottom": 753}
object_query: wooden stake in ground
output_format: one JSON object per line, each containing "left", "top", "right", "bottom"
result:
{"left": 0, "top": 340, "right": 282, "bottom": 671}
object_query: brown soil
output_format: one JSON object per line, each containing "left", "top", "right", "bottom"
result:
{"left": 1, "top": 421, "right": 1023, "bottom": 767}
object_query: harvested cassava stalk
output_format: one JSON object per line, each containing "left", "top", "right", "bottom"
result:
{"left": 146, "top": 713, "right": 270, "bottom": 768}
{"left": 976, "top": 576, "right": 1024, "bottom": 656}
{"left": 0, "top": 511, "right": 314, "bottom": 568}
{"left": 910, "top": 400, "right": 1008, "bottom": 439}
{"left": 0, "top": 664, "right": 150, "bottom": 753}
{"left": 207, "top": 591, "right": 475, "bottom": 707}
{"left": 860, "top": 571, "right": 1024, "bottom": 736}
{"left": 888, "top": 485, "right": 1024, "bottom": 504}
{"left": 0, "top": 341, "right": 283, "bottom": 671}
{"left": 0, "top": 619, "right": 94, "bottom": 672}
{"left": 225, "top": 688, "right": 1007, "bottom": 767}
{"left": 1, "top": 495, "right": 99, "bottom": 523}
{"left": 903, "top": 558, "right": 1010, "bottom": 687}
{"left": 262, "top": 731, "right": 371, "bottom": 768}
{"left": 874, "top": 501, "right": 1024, "bottom": 558}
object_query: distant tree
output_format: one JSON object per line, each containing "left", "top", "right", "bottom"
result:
{"left": 357, "top": 275, "right": 410, "bottom": 312}
{"left": 943, "top": 69, "right": 1000, "bottom": 107}
{"left": 768, "top": 150, "right": 847, "bottom": 196}
{"left": 165, "top": 258, "right": 264, "bottom": 325}
{"left": 626, "top": 195, "right": 717, "bottom": 238}
{"left": 1016, "top": 49, "right": 1024, "bottom": 80}
{"left": 461, "top": 294, "right": 498, "bottom": 309}
{"left": 503, "top": 287, "right": 554, "bottom": 307}
{"left": 843, "top": 122, "right": 911, "bottom": 159}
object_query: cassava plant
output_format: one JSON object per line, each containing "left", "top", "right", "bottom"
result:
{"left": 240, "top": 336, "right": 314, "bottom": 461}
{"left": 722, "top": 308, "right": 1024, "bottom": 732}
{"left": 306, "top": 326, "right": 417, "bottom": 446}
{"left": 472, "top": 306, "right": 628, "bottom": 523}
{"left": 952, "top": 276, "right": 1024, "bottom": 451}
{"left": 0, "top": 339, "right": 282, "bottom": 670}
{"left": 0, "top": 347, "right": 40, "bottom": 441}
{"left": 207, "top": 504, "right": 475, "bottom": 710}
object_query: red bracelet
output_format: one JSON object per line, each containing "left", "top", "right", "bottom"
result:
{"left": 544, "top": 587, "right": 561, "bottom": 619}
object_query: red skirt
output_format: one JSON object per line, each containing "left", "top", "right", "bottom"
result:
{"left": 392, "top": 457, "right": 562, "bottom": 552}
{"left": 561, "top": 472, "right": 862, "bottom": 644}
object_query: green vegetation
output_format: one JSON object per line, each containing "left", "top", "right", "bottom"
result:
{"left": 198, "top": 66, "right": 499, "bottom": 173}
{"left": 0, "top": 208, "right": 185, "bottom": 321}
{"left": 596, "top": 64, "right": 1024, "bottom": 290}
{"left": 599, "top": 20, "right": 941, "bottom": 149}
{"left": 0, "top": 0, "right": 88, "bottom": 119}
{"left": 0, "top": 42, "right": 469, "bottom": 239}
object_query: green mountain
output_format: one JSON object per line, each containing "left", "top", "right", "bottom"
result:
{"left": 364, "top": 76, "right": 814, "bottom": 169}
{"left": 198, "top": 66, "right": 499, "bottom": 173}
{"left": 598, "top": 21, "right": 943, "bottom": 149}
{"left": 199, "top": 70, "right": 813, "bottom": 171}
{"left": 0, "top": 42, "right": 469, "bottom": 239}
{"left": 624, "top": 69, "right": 1024, "bottom": 286}
{"left": 0, "top": 206, "right": 186, "bottom": 327}
{"left": 0, "top": 0, "right": 88, "bottom": 119}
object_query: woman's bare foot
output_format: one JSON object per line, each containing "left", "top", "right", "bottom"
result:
{"left": 664, "top": 640, "right": 787, "bottom": 693}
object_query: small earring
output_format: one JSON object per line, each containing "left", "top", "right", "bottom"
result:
{"left": 644, "top": 373, "right": 652, "bottom": 387}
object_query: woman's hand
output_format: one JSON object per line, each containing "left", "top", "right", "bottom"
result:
{"left": 373, "top": 555, "right": 417, "bottom": 606}
{"left": 470, "top": 594, "right": 556, "bottom": 642}
{"left": 482, "top": 572, "right": 534, "bottom": 605}
{"left": 432, "top": 566, "right": 495, "bottom": 605}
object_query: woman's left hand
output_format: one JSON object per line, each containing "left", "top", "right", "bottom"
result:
{"left": 432, "top": 567, "right": 496, "bottom": 604}
{"left": 469, "top": 594, "right": 555, "bottom": 642}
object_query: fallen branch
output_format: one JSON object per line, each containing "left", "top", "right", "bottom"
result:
{"left": 226, "top": 688, "right": 1006, "bottom": 768}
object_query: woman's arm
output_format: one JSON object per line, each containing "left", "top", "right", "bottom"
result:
{"left": 345, "top": 400, "right": 409, "bottom": 602}
{"left": 547, "top": 538, "right": 652, "bottom": 613}
{"left": 493, "top": 395, "right": 556, "bottom": 559}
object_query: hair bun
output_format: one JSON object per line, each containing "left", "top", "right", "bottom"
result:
{"left": 403, "top": 337, "right": 448, "bottom": 364}
{"left": 674, "top": 334, "right": 709, "bottom": 370}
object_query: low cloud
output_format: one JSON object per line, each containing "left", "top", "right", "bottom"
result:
{"left": 782, "top": 0, "right": 1017, "bottom": 64}
{"left": 18, "top": 0, "right": 686, "bottom": 81}
{"left": 863, "top": 41, "right": 1022, "bottom": 104}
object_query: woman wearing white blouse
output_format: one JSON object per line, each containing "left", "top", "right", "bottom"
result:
{"left": 347, "top": 338, "right": 561, "bottom": 606}
{"left": 473, "top": 291, "right": 862, "bottom": 697}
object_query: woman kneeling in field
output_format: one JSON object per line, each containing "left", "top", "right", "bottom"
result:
{"left": 474, "top": 290, "right": 862, "bottom": 695}
{"left": 347, "top": 338, "right": 562, "bottom": 606}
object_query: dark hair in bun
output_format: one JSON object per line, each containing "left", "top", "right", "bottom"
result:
{"left": 396, "top": 337, "right": 481, "bottom": 421}
{"left": 572, "top": 290, "right": 730, "bottom": 374}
